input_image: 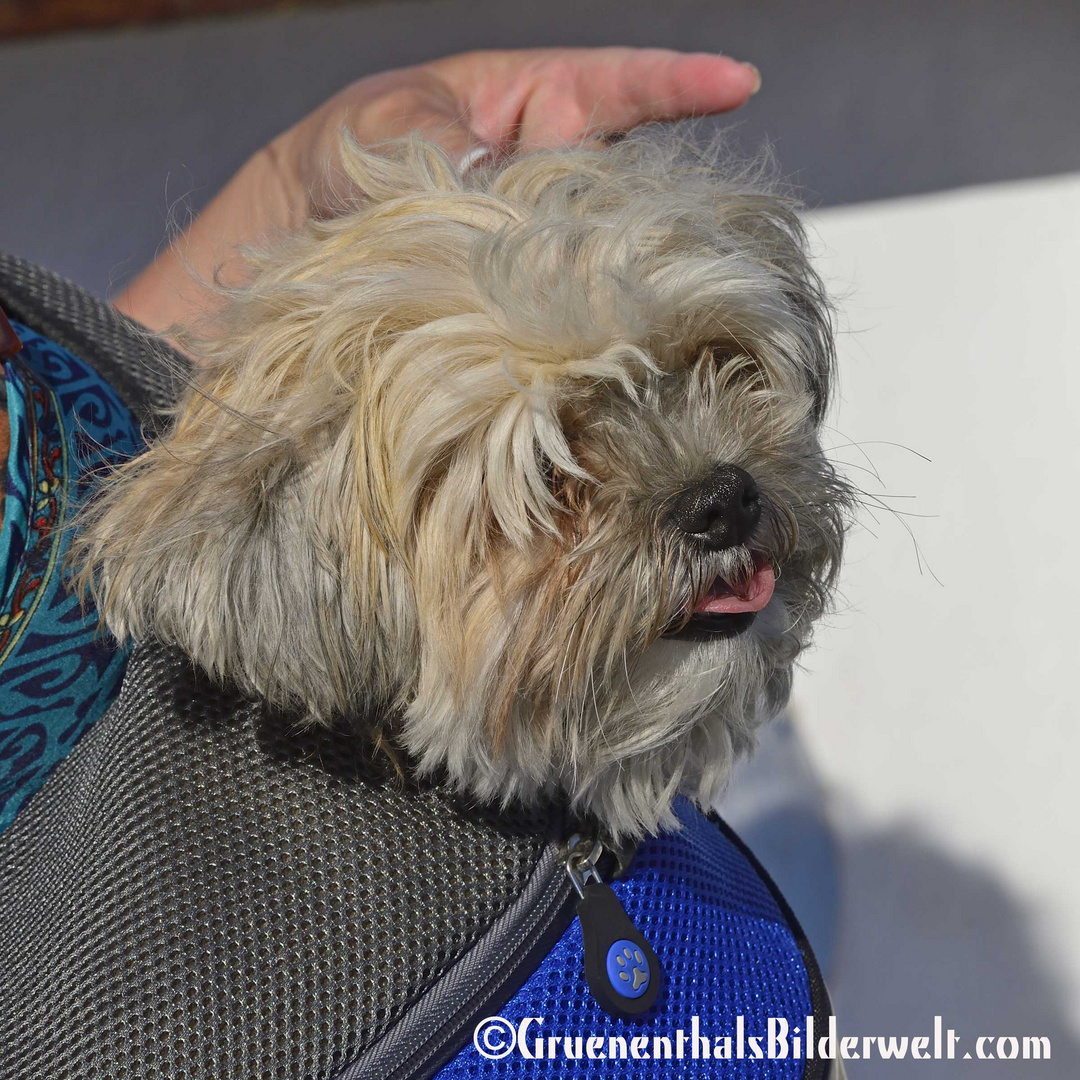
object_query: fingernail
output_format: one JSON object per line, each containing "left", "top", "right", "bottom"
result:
{"left": 743, "top": 62, "right": 762, "bottom": 95}
{"left": 459, "top": 143, "right": 496, "bottom": 174}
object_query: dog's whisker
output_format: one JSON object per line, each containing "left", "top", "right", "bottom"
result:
{"left": 824, "top": 435, "right": 933, "bottom": 464}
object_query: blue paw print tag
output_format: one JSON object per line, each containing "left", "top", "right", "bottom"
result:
{"left": 606, "top": 939, "right": 651, "bottom": 999}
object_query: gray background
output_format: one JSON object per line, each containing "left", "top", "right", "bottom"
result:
{"left": 1, "top": 0, "right": 1079, "bottom": 298}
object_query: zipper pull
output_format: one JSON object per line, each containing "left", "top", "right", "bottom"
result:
{"left": 565, "top": 833, "right": 662, "bottom": 1020}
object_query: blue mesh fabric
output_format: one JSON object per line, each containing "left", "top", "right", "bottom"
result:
{"left": 437, "top": 799, "right": 813, "bottom": 1078}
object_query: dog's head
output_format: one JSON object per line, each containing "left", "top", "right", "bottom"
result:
{"left": 77, "top": 132, "right": 851, "bottom": 838}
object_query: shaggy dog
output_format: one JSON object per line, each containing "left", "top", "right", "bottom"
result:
{"left": 74, "top": 131, "right": 851, "bottom": 840}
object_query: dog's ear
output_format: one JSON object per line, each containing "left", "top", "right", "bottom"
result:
{"left": 71, "top": 345, "right": 411, "bottom": 722}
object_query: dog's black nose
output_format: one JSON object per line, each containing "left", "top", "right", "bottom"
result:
{"left": 668, "top": 465, "right": 761, "bottom": 550}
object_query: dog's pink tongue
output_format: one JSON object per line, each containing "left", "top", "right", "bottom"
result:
{"left": 695, "top": 564, "right": 775, "bottom": 614}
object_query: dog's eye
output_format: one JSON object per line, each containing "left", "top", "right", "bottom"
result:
{"left": 537, "top": 447, "right": 588, "bottom": 515}
{"left": 703, "top": 342, "right": 767, "bottom": 387}
{"left": 537, "top": 448, "right": 557, "bottom": 487}
{"left": 706, "top": 342, "right": 741, "bottom": 367}
{"left": 537, "top": 448, "right": 569, "bottom": 506}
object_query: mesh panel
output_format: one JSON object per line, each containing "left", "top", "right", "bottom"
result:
{"left": 436, "top": 802, "right": 813, "bottom": 1079}
{"left": 0, "top": 641, "right": 550, "bottom": 1079}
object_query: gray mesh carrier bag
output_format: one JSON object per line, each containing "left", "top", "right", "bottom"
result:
{"left": 0, "top": 253, "right": 576, "bottom": 1080}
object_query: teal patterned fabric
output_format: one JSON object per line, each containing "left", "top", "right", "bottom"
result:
{"left": 0, "top": 320, "right": 144, "bottom": 833}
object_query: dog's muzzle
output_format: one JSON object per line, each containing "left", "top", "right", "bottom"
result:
{"left": 664, "top": 465, "right": 774, "bottom": 641}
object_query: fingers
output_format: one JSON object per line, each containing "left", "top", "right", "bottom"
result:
{"left": 591, "top": 48, "right": 761, "bottom": 127}
{"left": 524, "top": 49, "right": 760, "bottom": 149}
{"left": 429, "top": 47, "right": 760, "bottom": 152}
{"left": 296, "top": 45, "right": 762, "bottom": 214}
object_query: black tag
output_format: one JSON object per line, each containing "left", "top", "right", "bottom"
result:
{"left": 577, "top": 880, "right": 662, "bottom": 1020}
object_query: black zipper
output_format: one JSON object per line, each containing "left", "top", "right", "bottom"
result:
{"left": 564, "top": 832, "right": 663, "bottom": 1021}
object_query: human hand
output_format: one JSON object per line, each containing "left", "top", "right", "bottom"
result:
{"left": 115, "top": 47, "right": 760, "bottom": 334}
{"left": 281, "top": 47, "right": 761, "bottom": 217}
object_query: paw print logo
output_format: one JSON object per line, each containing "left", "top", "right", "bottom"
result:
{"left": 606, "top": 938, "right": 651, "bottom": 999}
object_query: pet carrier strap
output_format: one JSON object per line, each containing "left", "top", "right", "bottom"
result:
{"left": 334, "top": 837, "right": 577, "bottom": 1080}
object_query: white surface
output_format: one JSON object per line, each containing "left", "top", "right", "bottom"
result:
{"left": 793, "top": 173, "right": 1080, "bottom": 1072}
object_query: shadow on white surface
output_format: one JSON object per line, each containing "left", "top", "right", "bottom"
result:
{"left": 830, "top": 817, "right": 1080, "bottom": 1077}
{"left": 719, "top": 714, "right": 1080, "bottom": 1076}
